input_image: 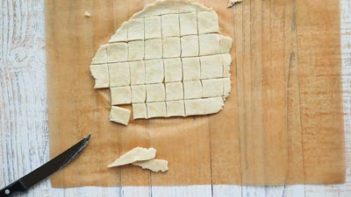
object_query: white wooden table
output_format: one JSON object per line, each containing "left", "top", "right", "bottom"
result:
{"left": 1, "top": 0, "right": 350, "bottom": 196}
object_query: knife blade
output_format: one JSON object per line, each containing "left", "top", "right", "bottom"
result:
{"left": 0, "top": 134, "right": 91, "bottom": 197}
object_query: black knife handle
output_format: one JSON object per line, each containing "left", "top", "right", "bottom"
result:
{"left": 0, "top": 180, "right": 27, "bottom": 197}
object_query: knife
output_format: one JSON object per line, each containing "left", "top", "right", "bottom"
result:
{"left": 0, "top": 134, "right": 91, "bottom": 197}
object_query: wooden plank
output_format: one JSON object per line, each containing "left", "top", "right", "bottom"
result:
{"left": 296, "top": 0, "right": 345, "bottom": 184}
{"left": 151, "top": 185, "right": 212, "bottom": 197}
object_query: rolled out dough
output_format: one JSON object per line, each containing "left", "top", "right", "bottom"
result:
{"left": 90, "top": 1, "right": 233, "bottom": 125}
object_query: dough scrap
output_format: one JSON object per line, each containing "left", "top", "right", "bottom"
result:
{"left": 107, "top": 147, "right": 156, "bottom": 167}
{"left": 132, "top": 159, "right": 169, "bottom": 172}
{"left": 90, "top": 1, "right": 233, "bottom": 125}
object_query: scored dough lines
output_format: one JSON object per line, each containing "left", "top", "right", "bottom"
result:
{"left": 90, "top": 1, "right": 233, "bottom": 125}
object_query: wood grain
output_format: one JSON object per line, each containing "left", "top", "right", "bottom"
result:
{"left": 1, "top": 0, "right": 351, "bottom": 196}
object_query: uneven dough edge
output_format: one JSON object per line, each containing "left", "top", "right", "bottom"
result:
{"left": 109, "top": 0, "right": 217, "bottom": 43}
{"left": 132, "top": 0, "right": 212, "bottom": 18}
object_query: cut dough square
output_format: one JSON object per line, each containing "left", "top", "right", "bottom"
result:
{"left": 130, "top": 61, "right": 145, "bottom": 85}
{"left": 184, "top": 97, "right": 224, "bottom": 116}
{"left": 128, "top": 41, "right": 144, "bottom": 61}
{"left": 221, "top": 54, "right": 232, "bottom": 77}
{"left": 147, "top": 102, "right": 167, "bottom": 118}
{"left": 146, "top": 83, "right": 165, "bottom": 102}
{"left": 185, "top": 99, "right": 203, "bottom": 116}
{"left": 198, "top": 11, "right": 219, "bottom": 34}
{"left": 200, "top": 55, "right": 223, "bottom": 79}
{"left": 203, "top": 97, "right": 224, "bottom": 114}
{"left": 145, "top": 59, "right": 164, "bottom": 83}
{"left": 107, "top": 43, "right": 128, "bottom": 62}
{"left": 132, "top": 103, "right": 147, "bottom": 119}
{"left": 109, "top": 62, "right": 130, "bottom": 86}
{"left": 202, "top": 78, "right": 224, "bottom": 97}
{"left": 182, "top": 57, "right": 200, "bottom": 80}
{"left": 181, "top": 35, "right": 199, "bottom": 57}
{"left": 110, "top": 86, "right": 132, "bottom": 105}
{"left": 145, "top": 39, "right": 162, "bottom": 59}
{"left": 183, "top": 80, "right": 202, "bottom": 99}
{"left": 219, "top": 36, "right": 233, "bottom": 53}
{"left": 91, "top": 44, "right": 108, "bottom": 64}
{"left": 90, "top": 64, "right": 109, "bottom": 89}
{"left": 164, "top": 58, "right": 182, "bottom": 82}
{"left": 145, "top": 16, "right": 161, "bottom": 39}
{"left": 223, "top": 77, "right": 231, "bottom": 98}
{"left": 109, "top": 25, "right": 128, "bottom": 43}
{"left": 199, "top": 34, "right": 219, "bottom": 56}
{"left": 179, "top": 12, "right": 197, "bottom": 35}
{"left": 127, "top": 18, "right": 144, "bottom": 41}
{"left": 161, "top": 14, "right": 180, "bottom": 37}
{"left": 166, "top": 100, "right": 185, "bottom": 117}
{"left": 165, "top": 82, "right": 183, "bottom": 101}
{"left": 163, "top": 37, "right": 181, "bottom": 58}
{"left": 159, "top": 5, "right": 180, "bottom": 15}
{"left": 131, "top": 85, "right": 146, "bottom": 103}
{"left": 110, "top": 106, "right": 131, "bottom": 126}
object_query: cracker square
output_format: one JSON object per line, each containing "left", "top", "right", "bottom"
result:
{"left": 110, "top": 86, "right": 132, "bottom": 105}
{"left": 165, "top": 82, "right": 183, "bottom": 101}
{"left": 145, "top": 59, "right": 164, "bottom": 83}
{"left": 109, "top": 62, "right": 130, "bottom": 86}
{"left": 164, "top": 58, "right": 182, "bottom": 82}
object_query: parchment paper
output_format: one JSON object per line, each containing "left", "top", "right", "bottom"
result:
{"left": 46, "top": 0, "right": 345, "bottom": 187}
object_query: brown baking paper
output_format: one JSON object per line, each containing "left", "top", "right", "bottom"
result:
{"left": 46, "top": 0, "right": 345, "bottom": 187}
